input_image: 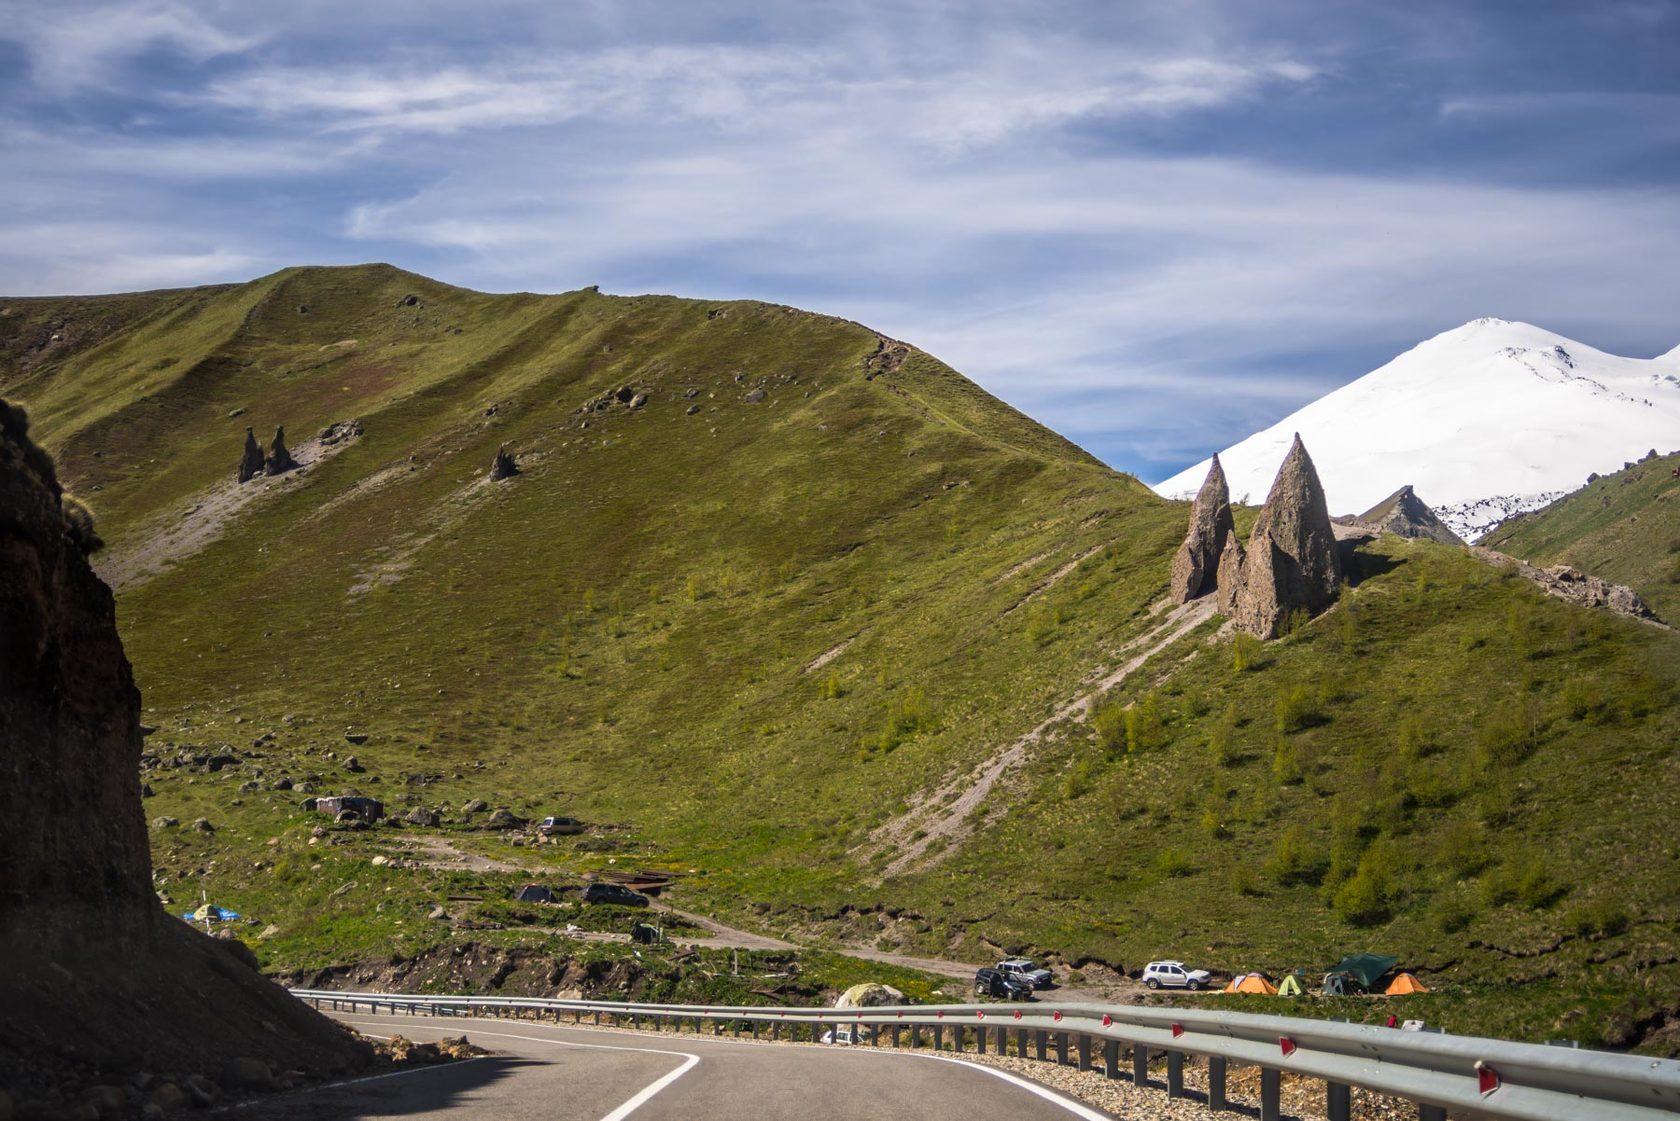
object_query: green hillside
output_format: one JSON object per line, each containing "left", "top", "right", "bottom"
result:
{"left": 4, "top": 265, "right": 1677, "bottom": 1052}
{"left": 1483, "top": 451, "right": 1680, "bottom": 621}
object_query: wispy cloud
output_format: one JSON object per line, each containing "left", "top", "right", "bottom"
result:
{"left": 0, "top": 1, "right": 257, "bottom": 91}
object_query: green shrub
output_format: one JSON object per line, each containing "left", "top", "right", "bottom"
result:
{"left": 1477, "top": 700, "right": 1540, "bottom": 768}
{"left": 1331, "top": 841, "right": 1398, "bottom": 926}
{"left": 1154, "top": 847, "right": 1195, "bottom": 878}
{"left": 1560, "top": 678, "right": 1607, "bottom": 723}
{"left": 819, "top": 673, "right": 845, "bottom": 700}
{"left": 1516, "top": 861, "right": 1567, "bottom": 910}
{"left": 1064, "top": 756, "right": 1099, "bottom": 800}
{"left": 1266, "top": 825, "right": 1323, "bottom": 886}
{"left": 861, "top": 687, "right": 933, "bottom": 755}
{"left": 1231, "top": 633, "right": 1263, "bottom": 672}
{"left": 1433, "top": 819, "right": 1489, "bottom": 880}
{"left": 1274, "top": 685, "right": 1322, "bottom": 734}
{"left": 1271, "top": 736, "right": 1302, "bottom": 785}
{"left": 1125, "top": 694, "right": 1163, "bottom": 754}
{"left": 1432, "top": 894, "right": 1476, "bottom": 934}
{"left": 1091, "top": 704, "right": 1125, "bottom": 757}
{"left": 1567, "top": 899, "right": 1631, "bottom": 938}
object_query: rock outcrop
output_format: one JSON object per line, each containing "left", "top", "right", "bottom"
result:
{"left": 1470, "top": 547, "right": 1662, "bottom": 624}
{"left": 490, "top": 446, "right": 519, "bottom": 480}
{"left": 0, "top": 400, "right": 366, "bottom": 1100}
{"left": 1168, "top": 455, "right": 1235, "bottom": 603}
{"left": 263, "top": 425, "right": 298, "bottom": 476}
{"left": 237, "top": 427, "right": 265, "bottom": 483}
{"left": 1345, "top": 485, "right": 1464, "bottom": 546}
{"left": 1231, "top": 434, "right": 1342, "bottom": 638}
{"left": 1215, "top": 532, "right": 1246, "bottom": 615}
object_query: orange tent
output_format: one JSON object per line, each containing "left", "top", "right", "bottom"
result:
{"left": 1385, "top": 972, "right": 1429, "bottom": 995}
{"left": 1226, "top": 973, "right": 1279, "bottom": 994}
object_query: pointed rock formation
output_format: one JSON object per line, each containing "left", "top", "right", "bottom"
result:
{"left": 1351, "top": 485, "right": 1464, "bottom": 546}
{"left": 1215, "top": 532, "right": 1246, "bottom": 615}
{"left": 490, "top": 445, "right": 519, "bottom": 480}
{"left": 237, "top": 426, "right": 264, "bottom": 483}
{"left": 1233, "top": 434, "right": 1341, "bottom": 638}
{"left": 263, "top": 425, "right": 298, "bottom": 476}
{"left": 1168, "top": 455, "right": 1235, "bottom": 602}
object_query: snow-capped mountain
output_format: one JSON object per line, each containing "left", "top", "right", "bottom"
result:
{"left": 1153, "top": 318, "right": 1680, "bottom": 540}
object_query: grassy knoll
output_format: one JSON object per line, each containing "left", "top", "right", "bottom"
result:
{"left": 5, "top": 265, "right": 1677, "bottom": 1051}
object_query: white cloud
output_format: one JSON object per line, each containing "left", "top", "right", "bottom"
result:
{"left": 0, "top": 1, "right": 256, "bottom": 90}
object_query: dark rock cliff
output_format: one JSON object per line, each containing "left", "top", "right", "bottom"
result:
{"left": 0, "top": 400, "right": 367, "bottom": 1101}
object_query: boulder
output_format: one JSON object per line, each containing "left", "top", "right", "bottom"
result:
{"left": 220, "top": 1058, "right": 273, "bottom": 1091}
{"left": 485, "top": 808, "right": 524, "bottom": 830}
{"left": 263, "top": 427, "right": 298, "bottom": 476}
{"left": 1168, "top": 455, "right": 1235, "bottom": 603}
{"left": 405, "top": 807, "right": 440, "bottom": 827}
{"left": 490, "top": 446, "right": 519, "bottom": 481}
{"left": 462, "top": 799, "right": 488, "bottom": 814}
{"left": 1233, "top": 434, "right": 1341, "bottom": 638}
{"left": 237, "top": 428, "right": 265, "bottom": 484}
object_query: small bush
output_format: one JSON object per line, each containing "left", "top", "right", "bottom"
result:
{"left": 861, "top": 687, "right": 933, "bottom": 755}
{"left": 1266, "top": 824, "right": 1323, "bottom": 886}
{"left": 819, "top": 673, "right": 845, "bottom": 700}
{"left": 1271, "top": 736, "right": 1302, "bottom": 785}
{"left": 1568, "top": 899, "right": 1631, "bottom": 938}
{"left": 1274, "top": 685, "right": 1322, "bottom": 734}
{"left": 1331, "top": 841, "right": 1398, "bottom": 926}
{"left": 1230, "top": 863, "right": 1263, "bottom": 897}
{"left": 1477, "top": 699, "right": 1540, "bottom": 768}
{"left": 1091, "top": 704, "right": 1125, "bottom": 757}
{"left": 1154, "top": 847, "right": 1196, "bottom": 878}
{"left": 1516, "top": 861, "right": 1568, "bottom": 910}
{"left": 1064, "top": 756, "right": 1099, "bottom": 800}
{"left": 1125, "top": 694, "right": 1164, "bottom": 754}
{"left": 1232, "top": 633, "right": 1263, "bottom": 672}
{"left": 1433, "top": 894, "right": 1476, "bottom": 934}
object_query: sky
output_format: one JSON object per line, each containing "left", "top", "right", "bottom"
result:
{"left": 2, "top": 0, "right": 1677, "bottom": 482}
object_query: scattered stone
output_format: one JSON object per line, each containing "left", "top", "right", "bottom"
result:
{"left": 344, "top": 756, "right": 365, "bottom": 773}
{"left": 744, "top": 388, "right": 767, "bottom": 403}
{"left": 79, "top": 1085, "right": 124, "bottom": 1115}
{"left": 221, "top": 1057, "right": 274, "bottom": 1091}
{"left": 405, "top": 807, "right": 440, "bottom": 826}
{"left": 145, "top": 1084, "right": 187, "bottom": 1113}
{"left": 238, "top": 780, "right": 260, "bottom": 793}
{"left": 490, "top": 446, "right": 519, "bottom": 480}
{"left": 685, "top": 404, "right": 700, "bottom": 416}
{"left": 1471, "top": 548, "right": 1661, "bottom": 623}
{"left": 1232, "top": 434, "right": 1341, "bottom": 638}
{"left": 462, "top": 799, "right": 488, "bottom": 814}
{"left": 318, "top": 419, "right": 363, "bottom": 446}
{"left": 370, "top": 855, "right": 388, "bottom": 867}
{"left": 628, "top": 393, "right": 647, "bottom": 410}
{"left": 273, "top": 777, "right": 293, "bottom": 790}
{"left": 192, "top": 818, "right": 214, "bottom": 833}
{"left": 237, "top": 427, "right": 265, "bottom": 484}
{"left": 427, "top": 904, "right": 449, "bottom": 921}
{"left": 683, "top": 387, "right": 700, "bottom": 398}
{"left": 1168, "top": 454, "right": 1235, "bottom": 603}
{"left": 152, "top": 816, "right": 179, "bottom": 829}
{"left": 182, "top": 1075, "right": 218, "bottom": 1107}
{"left": 228, "top": 407, "right": 245, "bottom": 418}
{"left": 398, "top": 294, "right": 420, "bottom": 307}
{"left": 485, "top": 808, "right": 524, "bottom": 830}
{"left": 263, "top": 427, "right": 298, "bottom": 476}
{"left": 344, "top": 732, "right": 368, "bottom": 745}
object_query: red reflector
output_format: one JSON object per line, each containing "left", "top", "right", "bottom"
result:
{"left": 1013, "top": 1009, "right": 1022, "bottom": 1020}
{"left": 897, "top": 1011, "right": 904, "bottom": 1018}
{"left": 937, "top": 1010, "right": 944, "bottom": 1019}
{"left": 1477, "top": 1062, "right": 1501, "bottom": 1096}
{"left": 856, "top": 1012, "right": 864, "bottom": 1019}
{"left": 977, "top": 1011, "right": 986, "bottom": 1019}
{"left": 1280, "top": 1037, "right": 1297, "bottom": 1057}
{"left": 1053, "top": 1010, "right": 1064, "bottom": 1022}
{"left": 1386, "top": 1015, "right": 1398, "bottom": 1028}
{"left": 1171, "top": 1024, "right": 1184, "bottom": 1039}
{"left": 1101, "top": 1014, "right": 1112, "bottom": 1027}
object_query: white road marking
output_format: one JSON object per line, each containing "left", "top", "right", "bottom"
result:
{"left": 340, "top": 1014, "right": 1108, "bottom": 1120}
{"left": 342, "top": 1020, "right": 700, "bottom": 1121}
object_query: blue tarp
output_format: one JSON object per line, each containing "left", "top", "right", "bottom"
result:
{"left": 181, "top": 905, "right": 240, "bottom": 922}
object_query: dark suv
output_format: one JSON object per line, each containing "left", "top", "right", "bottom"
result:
{"left": 582, "top": 882, "right": 650, "bottom": 907}
{"left": 974, "top": 967, "right": 1033, "bottom": 1001}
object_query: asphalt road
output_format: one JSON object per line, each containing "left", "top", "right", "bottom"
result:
{"left": 237, "top": 1010, "right": 1113, "bottom": 1121}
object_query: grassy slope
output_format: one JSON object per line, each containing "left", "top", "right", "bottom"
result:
{"left": 1482, "top": 451, "right": 1680, "bottom": 622}
{"left": 4, "top": 265, "right": 1677, "bottom": 1049}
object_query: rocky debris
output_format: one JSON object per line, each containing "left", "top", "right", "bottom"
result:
{"left": 1231, "top": 435, "right": 1342, "bottom": 638}
{"left": 685, "top": 404, "right": 701, "bottom": 415}
{"left": 344, "top": 732, "right": 368, "bottom": 745}
{"left": 862, "top": 336, "right": 911, "bottom": 379}
{"left": 317, "top": 419, "right": 363, "bottom": 446}
{"left": 744, "top": 388, "right": 767, "bottom": 404}
{"left": 152, "top": 817, "right": 178, "bottom": 829}
{"left": 262, "top": 426, "right": 298, "bottom": 476}
{"left": 579, "top": 384, "right": 648, "bottom": 414}
{"left": 343, "top": 756, "right": 364, "bottom": 773}
{"left": 485, "top": 808, "right": 525, "bottom": 830}
{"left": 1168, "top": 455, "right": 1236, "bottom": 603}
{"left": 377, "top": 1035, "right": 485, "bottom": 1064}
{"left": 237, "top": 427, "right": 265, "bottom": 483}
{"left": 397, "top": 294, "right": 420, "bottom": 308}
{"left": 490, "top": 446, "right": 519, "bottom": 480}
{"left": 1339, "top": 485, "right": 1465, "bottom": 546}
{"left": 1470, "top": 548, "right": 1662, "bottom": 623}
{"left": 192, "top": 818, "right": 214, "bottom": 833}
{"left": 405, "top": 807, "right": 440, "bottom": 827}
{"left": 462, "top": 799, "right": 488, "bottom": 814}
{"left": 220, "top": 1057, "right": 274, "bottom": 1091}
{"left": 427, "top": 904, "right": 449, "bottom": 921}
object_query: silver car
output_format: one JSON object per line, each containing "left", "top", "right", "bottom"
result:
{"left": 1142, "top": 960, "right": 1211, "bottom": 990}
{"left": 997, "top": 958, "right": 1053, "bottom": 989}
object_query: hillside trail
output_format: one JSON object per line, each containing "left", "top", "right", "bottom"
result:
{"left": 863, "top": 595, "right": 1220, "bottom": 880}
{"left": 95, "top": 429, "right": 361, "bottom": 592}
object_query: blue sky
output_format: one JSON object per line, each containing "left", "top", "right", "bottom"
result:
{"left": 2, "top": 0, "right": 1677, "bottom": 482}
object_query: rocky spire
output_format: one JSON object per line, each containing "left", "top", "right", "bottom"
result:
{"left": 237, "top": 426, "right": 264, "bottom": 483}
{"left": 1355, "top": 485, "right": 1464, "bottom": 546}
{"left": 263, "top": 425, "right": 298, "bottom": 476}
{"left": 490, "top": 445, "right": 519, "bottom": 480}
{"left": 1168, "top": 455, "right": 1235, "bottom": 603}
{"left": 1233, "top": 434, "right": 1341, "bottom": 638}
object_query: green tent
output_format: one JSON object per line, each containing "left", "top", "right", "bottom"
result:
{"left": 1327, "top": 953, "right": 1399, "bottom": 990}
{"left": 1277, "top": 973, "right": 1304, "bottom": 997}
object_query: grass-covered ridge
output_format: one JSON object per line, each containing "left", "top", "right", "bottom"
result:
{"left": 5, "top": 265, "right": 1677, "bottom": 1051}
{"left": 1482, "top": 449, "right": 1680, "bottom": 621}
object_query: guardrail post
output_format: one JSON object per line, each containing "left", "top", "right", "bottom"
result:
{"left": 995, "top": 1025, "right": 1006, "bottom": 1053}
{"left": 1208, "top": 1057, "right": 1227, "bottom": 1111}
{"left": 1035, "top": 1029, "right": 1048, "bottom": 1060}
{"left": 594, "top": 1011, "right": 601, "bottom": 1026}
{"left": 933, "top": 1024, "right": 944, "bottom": 1051}
{"left": 1260, "top": 1067, "right": 1281, "bottom": 1121}
{"left": 1055, "top": 1032, "right": 1067, "bottom": 1065}
{"left": 955, "top": 1025, "right": 966, "bottom": 1053}
{"left": 732, "top": 1019, "right": 741, "bottom": 1038}
{"left": 752, "top": 1020, "right": 761, "bottom": 1039}
{"left": 892, "top": 1024, "right": 902, "bottom": 1048}
{"left": 1077, "top": 1034, "right": 1091, "bottom": 1071}
{"left": 976, "top": 1025, "right": 986, "bottom": 1054}
{"left": 911, "top": 1024, "right": 921, "bottom": 1049}
{"left": 1103, "top": 1039, "right": 1119, "bottom": 1079}
{"left": 771, "top": 1021, "right": 780, "bottom": 1041}
{"left": 1132, "top": 1044, "right": 1148, "bottom": 1086}
{"left": 1418, "top": 1106, "right": 1446, "bottom": 1121}
{"left": 1326, "top": 1081, "right": 1350, "bottom": 1121}
{"left": 1167, "top": 1050, "right": 1184, "bottom": 1097}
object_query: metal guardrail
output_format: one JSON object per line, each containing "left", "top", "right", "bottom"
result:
{"left": 293, "top": 988, "right": 1680, "bottom": 1121}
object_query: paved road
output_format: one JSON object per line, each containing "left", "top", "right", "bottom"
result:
{"left": 239, "top": 1010, "right": 1112, "bottom": 1121}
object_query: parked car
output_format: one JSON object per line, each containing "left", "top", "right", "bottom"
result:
{"left": 973, "top": 967, "right": 1034, "bottom": 1001}
{"left": 1142, "top": 960, "right": 1211, "bottom": 990}
{"left": 996, "top": 958, "right": 1053, "bottom": 989}
{"left": 582, "top": 882, "right": 650, "bottom": 907}
{"left": 538, "top": 816, "right": 585, "bottom": 836}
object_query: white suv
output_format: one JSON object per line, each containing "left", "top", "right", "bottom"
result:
{"left": 997, "top": 959, "right": 1053, "bottom": 989}
{"left": 1142, "top": 960, "right": 1211, "bottom": 990}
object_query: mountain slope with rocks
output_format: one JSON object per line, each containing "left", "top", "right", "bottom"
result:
{"left": 5, "top": 266, "right": 1679, "bottom": 1052}
{"left": 1154, "top": 318, "right": 1680, "bottom": 540}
